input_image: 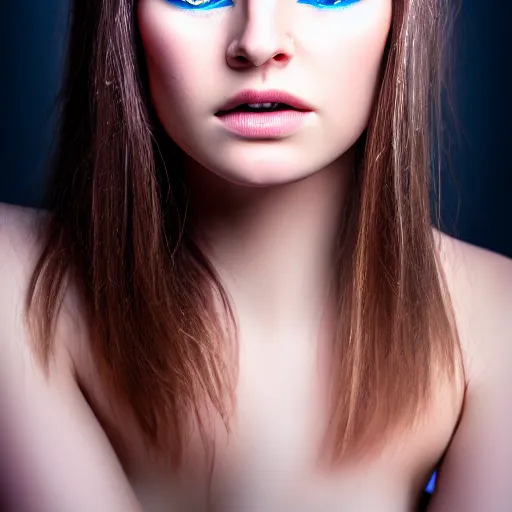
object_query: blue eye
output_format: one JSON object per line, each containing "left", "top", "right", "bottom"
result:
{"left": 169, "top": 0, "right": 233, "bottom": 10}
{"left": 298, "top": 0, "right": 360, "bottom": 8}
{"left": 168, "top": 0, "right": 359, "bottom": 11}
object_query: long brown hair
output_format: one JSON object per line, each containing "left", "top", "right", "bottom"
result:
{"left": 25, "top": 0, "right": 463, "bottom": 470}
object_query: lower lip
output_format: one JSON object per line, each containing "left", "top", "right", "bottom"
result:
{"left": 215, "top": 110, "right": 312, "bottom": 138}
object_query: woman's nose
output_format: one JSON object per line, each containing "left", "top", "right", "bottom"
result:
{"left": 226, "top": 1, "right": 296, "bottom": 69}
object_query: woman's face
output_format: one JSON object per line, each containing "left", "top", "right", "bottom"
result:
{"left": 137, "top": 0, "right": 392, "bottom": 186}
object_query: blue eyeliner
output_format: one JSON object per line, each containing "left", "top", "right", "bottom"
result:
{"left": 297, "top": 0, "right": 361, "bottom": 9}
{"left": 166, "top": 0, "right": 360, "bottom": 11}
{"left": 167, "top": 0, "right": 233, "bottom": 11}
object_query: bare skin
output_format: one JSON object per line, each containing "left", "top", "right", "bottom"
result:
{"left": 1, "top": 194, "right": 511, "bottom": 512}
{"left": 1, "top": 4, "right": 511, "bottom": 511}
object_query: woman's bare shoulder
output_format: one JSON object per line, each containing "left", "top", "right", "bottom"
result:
{"left": 0, "top": 202, "right": 55, "bottom": 359}
{"left": 0, "top": 202, "right": 50, "bottom": 272}
{"left": 0, "top": 202, "right": 87, "bottom": 366}
{"left": 0, "top": 202, "right": 143, "bottom": 512}
{"left": 433, "top": 227, "right": 512, "bottom": 379}
{"left": 429, "top": 240, "right": 512, "bottom": 509}
{"left": 0, "top": 201, "right": 53, "bottom": 246}
{"left": 0, "top": 202, "right": 71, "bottom": 374}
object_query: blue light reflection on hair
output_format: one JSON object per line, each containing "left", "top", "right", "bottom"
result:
{"left": 165, "top": 0, "right": 361, "bottom": 11}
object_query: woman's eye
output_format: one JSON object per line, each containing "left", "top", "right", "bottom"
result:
{"left": 298, "top": 0, "right": 360, "bottom": 8}
{"left": 169, "top": 0, "right": 359, "bottom": 10}
{"left": 171, "top": 0, "right": 234, "bottom": 10}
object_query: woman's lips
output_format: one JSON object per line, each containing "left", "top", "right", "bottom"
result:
{"left": 215, "top": 109, "right": 313, "bottom": 139}
{"left": 216, "top": 89, "right": 314, "bottom": 114}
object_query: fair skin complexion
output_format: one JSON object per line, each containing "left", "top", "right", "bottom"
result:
{"left": 137, "top": 0, "right": 391, "bottom": 501}
{"left": 137, "top": 0, "right": 391, "bottom": 341}
{"left": 1, "top": 1, "right": 511, "bottom": 512}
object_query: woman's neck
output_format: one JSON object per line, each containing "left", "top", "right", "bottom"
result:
{"left": 186, "top": 152, "right": 354, "bottom": 340}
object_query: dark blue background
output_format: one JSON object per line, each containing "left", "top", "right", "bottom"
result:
{"left": 1, "top": 1, "right": 511, "bottom": 257}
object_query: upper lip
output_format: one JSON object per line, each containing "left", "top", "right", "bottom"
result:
{"left": 215, "top": 89, "right": 314, "bottom": 114}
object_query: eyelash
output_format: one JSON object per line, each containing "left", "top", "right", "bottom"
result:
{"left": 169, "top": 0, "right": 360, "bottom": 11}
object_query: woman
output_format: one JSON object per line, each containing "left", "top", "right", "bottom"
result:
{"left": 1, "top": 0, "right": 511, "bottom": 510}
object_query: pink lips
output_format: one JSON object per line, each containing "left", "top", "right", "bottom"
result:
{"left": 216, "top": 110, "right": 312, "bottom": 138}
{"left": 215, "top": 89, "right": 314, "bottom": 138}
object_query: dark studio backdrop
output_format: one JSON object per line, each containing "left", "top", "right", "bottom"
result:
{"left": 1, "top": 1, "right": 511, "bottom": 258}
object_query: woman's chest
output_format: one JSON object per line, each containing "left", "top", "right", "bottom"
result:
{"left": 74, "top": 331, "right": 463, "bottom": 512}
{"left": 103, "top": 374, "right": 459, "bottom": 512}
{"left": 126, "top": 416, "right": 446, "bottom": 512}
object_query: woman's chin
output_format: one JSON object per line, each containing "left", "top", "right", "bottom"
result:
{"left": 186, "top": 147, "right": 350, "bottom": 189}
